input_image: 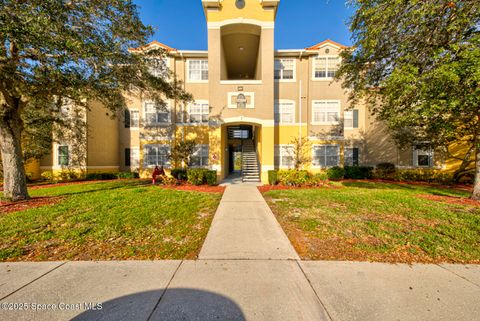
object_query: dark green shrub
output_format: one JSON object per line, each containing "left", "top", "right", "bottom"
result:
{"left": 171, "top": 168, "right": 188, "bottom": 181}
{"left": 205, "top": 170, "right": 218, "bottom": 186}
{"left": 277, "top": 169, "right": 310, "bottom": 186}
{"left": 187, "top": 168, "right": 208, "bottom": 185}
{"left": 374, "top": 162, "right": 396, "bottom": 179}
{"left": 116, "top": 172, "right": 138, "bottom": 179}
{"left": 268, "top": 170, "right": 278, "bottom": 185}
{"left": 306, "top": 172, "right": 329, "bottom": 186}
{"left": 327, "top": 166, "right": 345, "bottom": 180}
{"left": 394, "top": 169, "right": 453, "bottom": 184}
{"left": 86, "top": 172, "right": 117, "bottom": 180}
{"left": 344, "top": 166, "right": 374, "bottom": 179}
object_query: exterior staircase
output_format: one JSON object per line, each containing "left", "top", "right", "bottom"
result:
{"left": 241, "top": 140, "right": 261, "bottom": 182}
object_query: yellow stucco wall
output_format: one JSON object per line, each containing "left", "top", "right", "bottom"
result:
{"left": 205, "top": 0, "right": 277, "bottom": 22}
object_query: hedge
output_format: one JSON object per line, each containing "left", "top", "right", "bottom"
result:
{"left": 171, "top": 168, "right": 188, "bottom": 181}
{"left": 327, "top": 166, "right": 345, "bottom": 180}
{"left": 344, "top": 166, "right": 374, "bottom": 179}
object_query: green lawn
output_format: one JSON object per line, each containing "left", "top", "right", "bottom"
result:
{"left": 263, "top": 182, "right": 480, "bottom": 263}
{"left": 0, "top": 180, "right": 222, "bottom": 261}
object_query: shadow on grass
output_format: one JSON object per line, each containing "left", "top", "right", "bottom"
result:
{"left": 34, "top": 180, "right": 152, "bottom": 197}
{"left": 341, "top": 181, "right": 469, "bottom": 197}
{"left": 71, "top": 288, "right": 246, "bottom": 321}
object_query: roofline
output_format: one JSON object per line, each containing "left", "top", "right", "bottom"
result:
{"left": 306, "top": 39, "right": 349, "bottom": 50}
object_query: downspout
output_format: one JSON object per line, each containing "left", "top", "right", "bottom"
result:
{"left": 180, "top": 52, "right": 185, "bottom": 141}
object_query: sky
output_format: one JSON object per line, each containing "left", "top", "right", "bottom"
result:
{"left": 132, "top": 0, "right": 354, "bottom": 50}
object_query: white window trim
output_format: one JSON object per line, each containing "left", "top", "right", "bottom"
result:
{"left": 343, "top": 110, "right": 354, "bottom": 130}
{"left": 311, "top": 100, "right": 341, "bottom": 125}
{"left": 274, "top": 58, "right": 296, "bottom": 82}
{"left": 143, "top": 101, "right": 171, "bottom": 126}
{"left": 130, "top": 147, "right": 140, "bottom": 168}
{"left": 275, "top": 144, "right": 295, "bottom": 169}
{"left": 190, "top": 144, "right": 209, "bottom": 168}
{"left": 143, "top": 144, "right": 171, "bottom": 168}
{"left": 129, "top": 109, "right": 140, "bottom": 129}
{"left": 227, "top": 92, "right": 255, "bottom": 109}
{"left": 312, "top": 55, "right": 340, "bottom": 81}
{"left": 187, "top": 100, "right": 210, "bottom": 124}
{"left": 55, "top": 144, "right": 70, "bottom": 167}
{"left": 413, "top": 145, "right": 434, "bottom": 168}
{"left": 187, "top": 59, "right": 208, "bottom": 83}
{"left": 274, "top": 99, "right": 296, "bottom": 124}
{"left": 311, "top": 144, "right": 340, "bottom": 168}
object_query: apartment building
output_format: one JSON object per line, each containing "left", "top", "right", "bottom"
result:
{"left": 30, "top": 0, "right": 460, "bottom": 184}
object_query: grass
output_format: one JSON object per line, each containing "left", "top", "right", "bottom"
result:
{"left": 0, "top": 180, "right": 222, "bottom": 261}
{"left": 263, "top": 182, "right": 480, "bottom": 263}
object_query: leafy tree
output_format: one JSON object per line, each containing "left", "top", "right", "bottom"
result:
{"left": 338, "top": 0, "right": 480, "bottom": 199}
{"left": 169, "top": 139, "right": 197, "bottom": 169}
{"left": 0, "top": 0, "right": 190, "bottom": 200}
{"left": 288, "top": 136, "right": 312, "bottom": 170}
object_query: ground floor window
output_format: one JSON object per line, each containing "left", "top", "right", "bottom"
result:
{"left": 57, "top": 145, "right": 69, "bottom": 166}
{"left": 275, "top": 145, "right": 294, "bottom": 168}
{"left": 312, "top": 145, "right": 339, "bottom": 167}
{"left": 190, "top": 145, "right": 209, "bottom": 167}
{"left": 344, "top": 147, "right": 359, "bottom": 166}
{"left": 413, "top": 145, "right": 433, "bottom": 167}
{"left": 143, "top": 144, "right": 170, "bottom": 167}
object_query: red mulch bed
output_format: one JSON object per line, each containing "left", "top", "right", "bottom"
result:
{"left": 0, "top": 196, "right": 63, "bottom": 214}
{"left": 157, "top": 184, "right": 225, "bottom": 193}
{"left": 416, "top": 194, "right": 480, "bottom": 207}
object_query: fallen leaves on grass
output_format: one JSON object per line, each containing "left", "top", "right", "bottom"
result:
{"left": 0, "top": 196, "right": 63, "bottom": 214}
{"left": 416, "top": 194, "right": 480, "bottom": 207}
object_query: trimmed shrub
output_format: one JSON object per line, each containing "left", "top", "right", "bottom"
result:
{"left": 41, "top": 171, "right": 54, "bottom": 182}
{"left": 327, "top": 166, "right": 345, "bottom": 180}
{"left": 171, "top": 168, "right": 188, "bottom": 181}
{"left": 306, "top": 172, "right": 329, "bottom": 186}
{"left": 205, "top": 170, "right": 218, "bottom": 186}
{"left": 373, "top": 162, "right": 396, "bottom": 179}
{"left": 187, "top": 168, "right": 208, "bottom": 185}
{"left": 268, "top": 170, "right": 278, "bottom": 185}
{"left": 344, "top": 166, "right": 374, "bottom": 179}
{"left": 116, "top": 172, "right": 139, "bottom": 179}
{"left": 394, "top": 169, "right": 453, "bottom": 184}
{"left": 277, "top": 169, "right": 310, "bottom": 186}
{"left": 160, "top": 175, "right": 177, "bottom": 185}
{"left": 59, "top": 170, "right": 81, "bottom": 181}
{"left": 86, "top": 172, "right": 117, "bottom": 180}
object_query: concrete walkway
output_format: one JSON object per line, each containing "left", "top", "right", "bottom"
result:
{"left": 1, "top": 185, "right": 479, "bottom": 321}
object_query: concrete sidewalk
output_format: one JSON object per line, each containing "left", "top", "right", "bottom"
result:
{"left": 0, "top": 185, "right": 479, "bottom": 321}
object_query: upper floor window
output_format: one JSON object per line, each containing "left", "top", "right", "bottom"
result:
{"left": 190, "top": 145, "right": 209, "bottom": 167}
{"left": 274, "top": 101, "right": 295, "bottom": 124}
{"left": 188, "top": 101, "right": 209, "bottom": 123}
{"left": 413, "top": 144, "right": 433, "bottom": 167}
{"left": 148, "top": 58, "right": 169, "bottom": 77}
{"left": 143, "top": 144, "right": 170, "bottom": 167}
{"left": 274, "top": 59, "right": 295, "bottom": 81}
{"left": 57, "top": 145, "right": 69, "bottom": 166}
{"left": 144, "top": 102, "right": 170, "bottom": 126}
{"left": 275, "top": 145, "right": 294, "bottom": 168}
{"left": 344, "top": 109, "right": 359, "bottom": 129}
{"left": 312, "top": 100, "right": 340, "bottom": 125}
{"left": 188, "top": 59, "right": 208, "bottom": 82}
{"left": 312, "top": 145, "right": 340, "bottom": 168}
{"left": 313, "top": 56, "right": 340, "bottom": 79}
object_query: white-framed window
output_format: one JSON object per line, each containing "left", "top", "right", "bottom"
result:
{"left": 312, "top": 100, "right": 340, "bottom": 124}
{"left": 227, "top": 92, "right": 255, "bottom": 109}
{"left": 344, "top": 109, "right": 359, "bottom": 129}
{"left": 143, "top": 144, "right": 170, "bottom": 167}
{"left": 344, "top": 147, "right": 359, "bottom": 166}
{"left": 190, "top": 145, "right": 209, "bottom": 167}
{"left": 187, "top": 59, "right": 208, "bottom": 82}
{"left": 144, "top": 101, "right": 170, "bottom": 125}
{"left": 274, "top": 59, "right": 295, "bottom": 81}
{"left": 313, "top": 56, "right": 340, "bottom": 79}
{"left": 312, "top": 145, "right": 340, "bottom": 168}
{"left": 274, "top": 100, "right": 295, "bottom": 124}
{"left": 413, "top": 145, "right": 433, "bottom": 167}
{"left": 188, "top": 101, "right": 209, "bottom": 123}
{"left": 57, "top": 145, "right": 69, "bottom": 166}
{"left": 275, "top": 145, "right": 294, "bottom": 168}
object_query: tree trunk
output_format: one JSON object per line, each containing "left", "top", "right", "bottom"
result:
{"left": 472, "top": 143, "right": 480, "bottom": 200}
{"left": 0, "top": 110, "right": 29, "bottom": 201}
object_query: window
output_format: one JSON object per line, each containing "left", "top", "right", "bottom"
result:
{"left": 125, "top": 148, "right": 131, "bottom": 166}
{"left": 344, "top": 147, "right": 359, "bottom": 166}
{"left": 275, "top": 101, "right": 295, "bottom": 124}
{"left": 344, "top": 110, "right": 359, "bottom": 129}
{"left": 188, "top": 59, "right": 208, "bottom": 82}
{"left": 144, "top": 102, "right": 170, "bottom": 125}
{"left": 312, "top": 145, "right": 339, "bottom": 167}
{"left": 275, "top": 145, "right": 294, "bottom": 168}
{"left": 188, "top": 101, "right": 209, "bottom": 123}
{"left": 190, "top": 145, "right": 209, "bottom": 167}
{"left": 312, "top": 101, "right": 340, "bottom": 124}
{"left": 414, "top": 145, "right": 433, "bottom": 167}
{"left": 143, "top": 145, "right": 170, "bottom": 167}
{"left": 148, "top": 58, "right": 169, "bottom": 77}
{"left": 57, "top": 145, "right": 69, "bottom": 166}
{"left": 131, "top": 148, "right": 139, "bottom": 167}
{"left": 314, "top": 56, "right": 340, "bottom": 79}
{"left": 274, "top": 59, "right": 295, "bottom": 80}
{"left": 124, "top": 109, "right": 139, "bottom": 128}
{"left": 228, "top": 92, "right": 255, "bottom": 109}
